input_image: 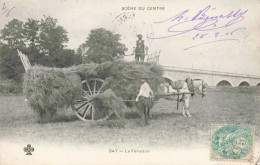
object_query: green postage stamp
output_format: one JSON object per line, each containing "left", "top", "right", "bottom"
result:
{"left": 211, "top": 125, "right": 255, "bottom": 162}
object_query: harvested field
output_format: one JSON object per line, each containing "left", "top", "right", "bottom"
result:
{"left": 1, "top": 87, "right": 259, "bottom": 145}
{"left": 0, "top": 87, "right": 259, "bottom": 164}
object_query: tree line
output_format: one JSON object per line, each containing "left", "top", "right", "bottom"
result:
{"left": 0, "top": 16, "right": 127, "bottom": 83}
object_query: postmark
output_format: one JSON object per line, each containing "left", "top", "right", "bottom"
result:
{"left": 211, "top": 125, "right": 254, "bottom": 162}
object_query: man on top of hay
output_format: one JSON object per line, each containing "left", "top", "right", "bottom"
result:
{"left": 135, "top": 34, "right": 145, "bottom": 62}
{"left": 136, "top": 79, "right": 154, "bottom": 125}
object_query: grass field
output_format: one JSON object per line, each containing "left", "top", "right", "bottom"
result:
{"left": 0, "top": 86, "right": 259, "bottom": 149}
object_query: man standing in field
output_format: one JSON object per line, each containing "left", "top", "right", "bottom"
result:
{"left": 135, "top": 34, "right": 145, "bottom": 62}
{"left": 136, "top": 79, "right": 154, "bottom": 125}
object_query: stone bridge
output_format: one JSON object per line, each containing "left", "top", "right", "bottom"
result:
{"left": 162, "top": 66, "right": 260, "bottom": 87}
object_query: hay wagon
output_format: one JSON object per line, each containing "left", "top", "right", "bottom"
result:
{"left": 70, "top": 77, "right": 194, "bottom": 122}
{"left": 19, "top": 50, "right": 198, "bottom": 122}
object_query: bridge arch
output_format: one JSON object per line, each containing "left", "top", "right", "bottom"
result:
{"left": 238, "top": 81, "right": 250, "bottom": 86}
{"left": 162, "top": 67, "right": 260, "bottom": 87}
{"left": 216, "top": 80, "right": 232, "bottom": 86}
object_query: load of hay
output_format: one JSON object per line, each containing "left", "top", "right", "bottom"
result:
{"left": 24, "top": 66, "right": 83, "bottom": 121}
{"left": 90, "top": 89, "right": 126, "bottom": 120}
{"left": 24, "top": 60, "right": 164, "bottom": 122}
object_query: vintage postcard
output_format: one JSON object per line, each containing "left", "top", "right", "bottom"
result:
{"left": 0, "top": 0, "right": 260, "bottom": 164}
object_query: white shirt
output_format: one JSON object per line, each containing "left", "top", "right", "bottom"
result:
{"left": 180, "top": 82, "right": 188, "bottom": 93}
{"left": 137, "top": 82, "right": 153, "bottom": 98}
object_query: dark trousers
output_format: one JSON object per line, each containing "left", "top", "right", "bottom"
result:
{"left": 135, "top": 53, "right": 145, "bottom": 62}
{"left": 136, "top": 96, "right": 153, "bottom": 125}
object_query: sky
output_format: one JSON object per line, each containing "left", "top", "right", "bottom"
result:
{"left": 0, "top": 0, "right": 260, "bottom": 75}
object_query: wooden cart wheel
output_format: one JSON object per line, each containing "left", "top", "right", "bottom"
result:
{"left": 71, "top": 78, "right": 106, "bottom": 121}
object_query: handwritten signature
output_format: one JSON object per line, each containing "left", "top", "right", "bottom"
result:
{"left": 1, "top": 2, "right": 15, "bottom": 17}
{"left": 147, "top": 5, "right": 248, "bottom": 50}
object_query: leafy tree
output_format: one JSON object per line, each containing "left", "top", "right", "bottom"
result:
{"left": 38, "top": 16, "right": 68, "bottom": 56}
{"left": 77, "top": 43, "right": 88, "bottom": 63}
{"left": 0, "top": 19, "right": 25, "bottom": 49}
{"left": 23, "top": 16, "right": 72, "bottom": 67}
{"left": 83, "top": 28, "right": 127, "bottom": 63}
{"left": 23, "top": 18, "right": 40, "bottom": 48}
{"left": 0, "top": 45, "right": 24, "bottom": 81}
{"left": 52, "top": 49, "right": 82, "bottom": 67}
{"left": 22, "top": 19, "right": 42, "bottom": 65}
{"left": 0, "top": 19, "right": 26, "bottom": 82}
{"left": 0, "top": 16, "right": 77, "bottom": 83}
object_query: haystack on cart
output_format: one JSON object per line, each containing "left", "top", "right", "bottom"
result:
{"left": 18, "top": 50, "right": 195, "bottom": 122}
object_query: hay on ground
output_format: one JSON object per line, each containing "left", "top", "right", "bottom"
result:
{"left": 90, "top": 89, "right": 126, "bottom": 120}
